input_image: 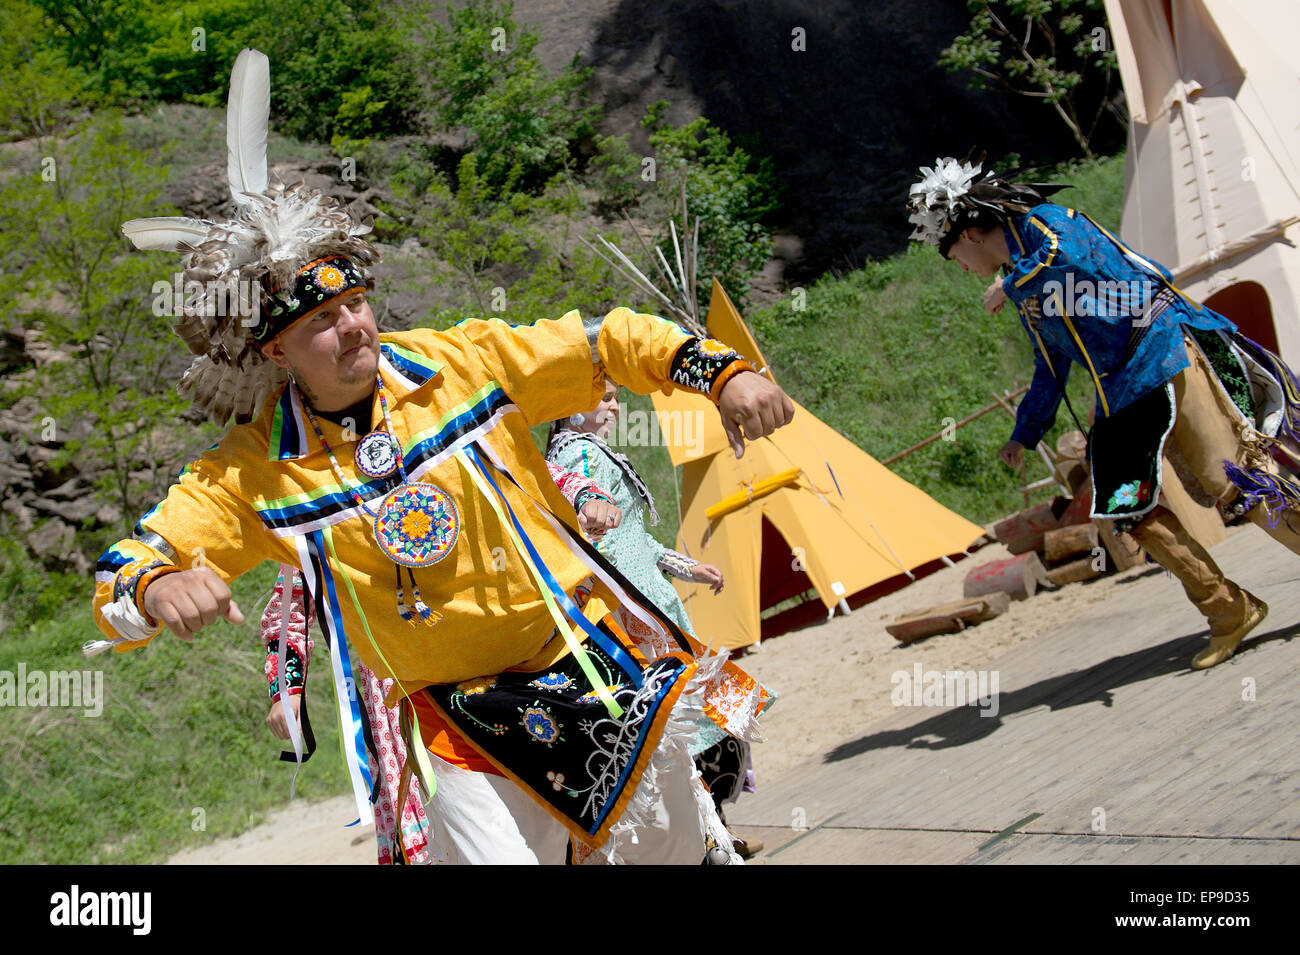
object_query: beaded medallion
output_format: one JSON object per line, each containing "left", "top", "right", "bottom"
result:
{"left": 354, "top": 430, "right": 399, "bottom": 479}
{"left": 374, "top": 483, "right": 459, "bottom": 568}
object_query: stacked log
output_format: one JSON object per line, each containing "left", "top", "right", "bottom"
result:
{"left": 1044, "top": 523, "right": 1099, "bottom": 563}
{"left": 963, "top": 552, "right": 1050, "bottom": 601}
{"left": 887, "top": 431, "right": 1145, "bottom": 647}
{"left": 986, "top": 454, "right": 1146, "bottom": 590}
{"left": 887, "top": 593, "right": 1012, "bottom": 644}
{"left": 991, "top": 499, "right": 1067, "bottom": 556}
{"left": 1043, "top": 522, "right": 1104, "bottom": 586}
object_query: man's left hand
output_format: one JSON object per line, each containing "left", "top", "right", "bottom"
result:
{"left": 983, "top": 277, "right": 1007, "bottom": 314}
{"left": 717, "top": 371, "right": 795, "bottom": 458}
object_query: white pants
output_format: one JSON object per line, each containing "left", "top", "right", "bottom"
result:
{"left": 423, "top": 736, "right": 739, "bottom": 865}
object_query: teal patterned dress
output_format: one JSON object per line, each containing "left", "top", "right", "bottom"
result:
{"left": 548, "top": 434, "right": 697, "bottom": 632}
{"left": 546, "top": 430, "right": 731, "bottom": 758}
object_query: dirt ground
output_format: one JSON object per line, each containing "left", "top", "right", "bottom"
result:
{"left": 167, "top": 537, "right": 1178, "bottom": 864}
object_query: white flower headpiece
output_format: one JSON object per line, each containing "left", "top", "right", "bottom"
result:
{"left": 906, "top": 157, "right": 983, "bottom": 245}
{"left": 906, "top": 155, "right": 1067, "bottom": 247}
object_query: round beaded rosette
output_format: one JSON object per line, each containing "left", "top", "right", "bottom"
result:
{"left": 373, "top": 483, "right": 459, "bottom": 567}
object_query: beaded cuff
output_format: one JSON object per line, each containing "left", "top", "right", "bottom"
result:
{"left": 266, "top": 644, "right": 307, "bottom": 700}
{"left": 101, "top": 559, "right": 178, "bottom": 642}
{"left": 669, "top": 337, "right": 754, "bottom": 402}
{"left": 657, "top": 549, "right": 700, "bottom": 581}
{"left": 572, "top": 488, "right": 613, "bottom": 513}
{"left": 113, "top": 559, "right": 181, "bottom": 621}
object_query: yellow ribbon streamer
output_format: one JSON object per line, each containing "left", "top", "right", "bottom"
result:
{"left": 453, "top": 448, "right": 623, "bottom": 718}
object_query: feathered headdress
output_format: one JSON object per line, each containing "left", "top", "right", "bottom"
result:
{"left": 122, "top": 49, "right": 379, "bottom": 425}
{"left": 907, "top": 154, "right": 1067, "bottom": 250}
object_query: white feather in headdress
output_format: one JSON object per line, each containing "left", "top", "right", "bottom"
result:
{"left": 226, "top": 49, "right": 270, "bottom": 204}
{"left": 120, "top": 49, "right": 379, "bottom": 425}
{"left": 121, "top": 216, "right": 214, "bottom": 252}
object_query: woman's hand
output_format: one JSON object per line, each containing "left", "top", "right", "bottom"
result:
{"left": 690, "top": 563, "right": 725, "bottom": 594}
{"left": 578, "top": 499, "right": 622, "bottom": 540}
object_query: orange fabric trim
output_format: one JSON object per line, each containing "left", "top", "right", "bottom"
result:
{"left": 408, "top": 690, "right": 500, "bottom": 774}
{"left": 132, "top": 564, "right": 183, "bottom": 623}
{"left": 710, "top": 359, "right": 756, "bottom": 404}
{"left": 605, "top": 574, "right": 769, "bottom": 732}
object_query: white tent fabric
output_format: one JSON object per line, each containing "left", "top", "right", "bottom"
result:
{"left": 1104, "top": 0, "right": 1300, "bottom": 361}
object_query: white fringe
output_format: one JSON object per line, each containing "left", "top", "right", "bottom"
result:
{"left": 99, "top": 597, "right": 159, "bottom": 644}
{"left": 582, "top": 649, "right": 745, "bottom": 864}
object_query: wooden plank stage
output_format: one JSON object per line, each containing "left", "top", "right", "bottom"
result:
{"left": 730, "top": 529, "right": 1300, "bottom": 864}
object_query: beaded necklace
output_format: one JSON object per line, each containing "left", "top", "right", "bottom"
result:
{"left": 303, "top": 378, "right": 409, "bottom": 511}
{"left": 299, "top": 375, "right": 458, "bottom": 627}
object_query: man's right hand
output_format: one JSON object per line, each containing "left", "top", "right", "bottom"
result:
{"left": 142, "top": 566, "right": 245, "bottom": 641}
{"left": 998, "top": 439, "right": 1026, "bottom": 470}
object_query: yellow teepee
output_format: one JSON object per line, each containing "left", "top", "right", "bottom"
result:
{"left": 651, "top": 281, "right": 985, "bottom": 649}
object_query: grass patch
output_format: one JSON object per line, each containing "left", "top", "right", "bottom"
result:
{"left": 0, "top": 560, "right": 350, "bottom": 864}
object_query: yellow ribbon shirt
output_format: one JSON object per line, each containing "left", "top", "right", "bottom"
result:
{"left": 93, "top": 309, "right": 705, "bottom": 698}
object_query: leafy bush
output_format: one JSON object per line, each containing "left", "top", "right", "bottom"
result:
{"left": 422, "top": 0, "right": 598, "bottom": 193}
{"left": 30, "top": 0, "right": 423, "bottom": 144}
{"left": 640, "top": 102, "right": 780, "bottom": 308}
{"left": 0, "top": 3, "right": 95, "bottom": 139}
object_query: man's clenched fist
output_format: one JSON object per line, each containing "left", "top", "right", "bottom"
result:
{"left": 717, "top": 371, "right": 796, "bottom": 458}
{"left": 142, "top": 566, "right": 245, "bottom": 641}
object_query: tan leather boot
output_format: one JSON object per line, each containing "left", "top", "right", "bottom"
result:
{"left": 1191, "top": 594, "right": 1269, "bottom": 669}
{"left": 1130, "top": 507, "right": 1249, "bottom": 635}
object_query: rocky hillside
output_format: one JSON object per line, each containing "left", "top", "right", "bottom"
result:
{"left": 518, "top": 0, "right": 1118, "bottom": 280}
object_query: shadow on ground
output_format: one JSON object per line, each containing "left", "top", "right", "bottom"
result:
{"left": 824, "top": 621, "right": 1300, "bottom": 762}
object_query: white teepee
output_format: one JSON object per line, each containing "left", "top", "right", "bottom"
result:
{"left": 1104, "top": 0, "right": 1300, "bottom": 361}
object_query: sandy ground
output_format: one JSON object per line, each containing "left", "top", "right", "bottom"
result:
{"left": 166, "top": 536, "right": 1181, "bottom": 865}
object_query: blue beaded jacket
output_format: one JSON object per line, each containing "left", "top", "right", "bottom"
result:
{"left": 1000, "top": 204, "right": 1235, "bottom": 448}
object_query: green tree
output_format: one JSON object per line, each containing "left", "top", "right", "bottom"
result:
{"left": 586, "top": 133, "right": 646, "bottom": 216}
{"left": 30, "top": 0, "right": 423, "bottom": 143}
{"left": 640, "top": 102, "right": 779, "bottom": 308}
{"left": 386, "top": 151, "right": 626, "bottom": 325}
{"left": 422, "top": 0, "right": 598, "bottom": 192}
{"left": 0, "top": 114, "right": 201, "bottom": 529}
{"left": 939, "top": 0, "right": 1124, "bottom": 158}
{"left": 0, "top": 2, "right": 95, "bottom": 139}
